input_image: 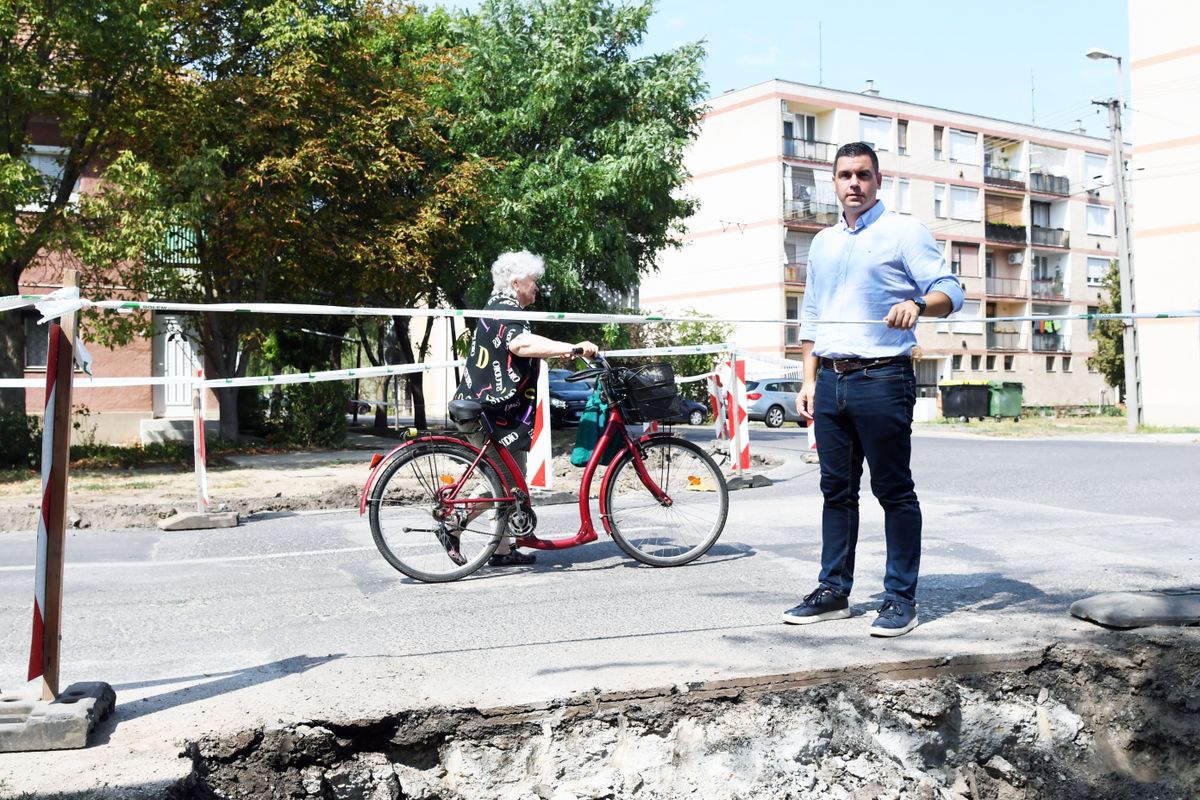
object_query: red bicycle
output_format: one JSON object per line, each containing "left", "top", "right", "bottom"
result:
{"left": 359, "top": 355, "right": 729, "bottom": 582}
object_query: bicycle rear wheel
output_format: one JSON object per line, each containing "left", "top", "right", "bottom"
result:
{"left": 368, "top": 442, "right": 507, "bottom": 582}
{"left": 602, "top": 436, "right": 729, "bottom": 567}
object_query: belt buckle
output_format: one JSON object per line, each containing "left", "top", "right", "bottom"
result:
{"left": 833, "top": 358, "right": 852, "bottom": 374}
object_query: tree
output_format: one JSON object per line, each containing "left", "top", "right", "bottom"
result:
{"left": 0, "top": 0, "right": 177, "bottom": 411}
{"left": 74, "top": 0, "right": 488, "bottom": 439}
{"left": 442, "top": 0, "right": 706, "bottom": 311}
{"left": 1087, "top": 259, "right": 1124, "bottom": 396}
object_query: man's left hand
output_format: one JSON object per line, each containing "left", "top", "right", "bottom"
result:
{"left": 884, "top": 299, "right": 921, "bottom": 330}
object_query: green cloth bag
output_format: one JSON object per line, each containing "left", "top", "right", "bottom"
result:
{"left": 571, "top": 386, "right": 623, "bottom": 467}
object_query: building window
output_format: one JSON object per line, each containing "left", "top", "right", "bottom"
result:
{"left": 880, "top": 176, "right": 893, "bottom": 207}
{"left": 934, "top": 183, "right": 946, "bottom": 217}
{"left": 1062, "top": 356, "right": 1072, "bottom": 372}
{"left": 897, "top": 120, "right": 908, "bottom": 155}
{"left": 1087, "top": 256, "right": 1110, "bottom": 287}
{"left": 1087, "top": 305, "right": 1100, "bottom": 335}
{"left": 1087, "top": 204, "right": 1113, "bottom": 236}
{"left": 986, "top": 355, "right": 997, "bottom": 371}
{"left": 1085, "top": 152, "right": 1110, "bottom": 191}
{"left": 948, "top": 185, "right": 980, "bottom": 221}
{"left": 24, "top": 314, "right": 48, "bottom": 369}
{"left": 1004, "top": 355, "right": 1015, "bottom": 371}
{"left": 21, "top": 145, "right": 81, "bottom": 211}
{"left": 951, "top": 354, "right": 963, "bottom": 371}
{"left": 970, "top": 355, "right": 981, "bottom": 371}
{"left": 1046, "top": 356, "right": 1055, "bottom": 372}
{"left": 948, "top": 129, "right": 978, "bottom": 165}
{"left": 950, "top": 299, "right": 984, "bottom": 335}
{"left": 933, "top": 126, "right": 944, "bottom": 160}
{"left": 859, "top": 114, "right": 892, "bottom": 151}
{"left": 896, "top": 179, "right": 910, "bottom": 213}
{"left": 951, "top": 243, "right": 979, "bottom": 277}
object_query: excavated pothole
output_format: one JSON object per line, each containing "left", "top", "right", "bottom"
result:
{"left": 171, "top": 632, "right": 1199, "bottom": 800}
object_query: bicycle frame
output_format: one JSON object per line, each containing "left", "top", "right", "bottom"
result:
{"left": 359, "top": 402, "right": 675, "bottom": 551}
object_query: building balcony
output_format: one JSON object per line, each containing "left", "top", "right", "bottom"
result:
{"left": 784, "top": 200, "right": 839, "bottom": 229}
{"left": 784, "top": 261, "right": 807, "bottom": 284}
{"left": 1031, "top": 279, "right": 1068, "bottom": 301}
{"left": 983, "top": 165, "right": 1025, "bottom": 190}
{"left": 783, "top": 138, "right": 836, "bottom": 163}
{"left": 986, "top": 326, "right": 1023, "bottom": 351}
{"left": 1031, "top": 226, "right": 1070, "bottom": 248}
{"left": 1032, "top": 333, "right": 1070, "bottom": 352}
{"left": 1030, "top": 172, "right": 1069, "bottom": 196}
{"left": 985, "top": 222, "right": 1026, "bottom": 245}
{"left": 986, "top": 277, "right": 1028, "bottom": 297}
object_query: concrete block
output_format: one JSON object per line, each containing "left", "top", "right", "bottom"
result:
{"left": 157, "top": 510, "right": 240, "bottom": 530}
{"left": 1070, "top": 588, "right": 1200, "bottom": 629}
{"left": 726, "top": 473, "right": 772, "bottom": 491}
{"left": 0, "top": 682, "right": 115, "bottom": 752}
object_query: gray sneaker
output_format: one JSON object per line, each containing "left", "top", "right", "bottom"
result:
{"left": 782, "top": 586, "right": 851, "bottom": 625}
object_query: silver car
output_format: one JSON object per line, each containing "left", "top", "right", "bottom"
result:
{"left": 746, "top": 378, "right": 807, "bottom": 428}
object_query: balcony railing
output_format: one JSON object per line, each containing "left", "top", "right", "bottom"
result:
{"left": 1030, "top": 172, "right": 1069, "bottom": 195}
{"left": 1031, "top": 279, "right": 1068, "bottom": 300}
{"left": 784, "top": 261, "right": 807, "bottom": 284}
{"left": 1032, "top": 333, "right": 1070, "bottom": 352}
{"left": 986, "top": 277, "right": 1027, "bottom": 297}
{"left": 783, "top": 138, "right": 836, "bottom": 163}
{"left": 983, "top": 164, "right": 1025, "bottom": 189}
{"left": 1031, "top": 226, "right": 1070, "bottom": 248}
{"left": 985, "top": 222, "right": 1027, "bottom": 245}
{"left": 986, "top": 326, "right": 1023, "bottom": 351}
{"left": 784, "top": 200, "right": 840, "bottom": 227}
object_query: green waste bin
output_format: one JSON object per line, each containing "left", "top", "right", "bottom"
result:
{"left": 988, "top": 381, "right": 1023, "bottom": 421}
{"left": 940, "top": 380, "right": 989, "bottom": 421}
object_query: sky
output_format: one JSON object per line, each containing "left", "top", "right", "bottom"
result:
{"left": 436, "top": 0, "right": 1131, "bottom": 140}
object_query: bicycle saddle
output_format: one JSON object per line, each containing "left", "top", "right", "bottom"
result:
{"left": 448, "top": 399, "right": 483, "bottom": 423}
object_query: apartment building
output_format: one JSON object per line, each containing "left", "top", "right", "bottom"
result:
{"left": 641, "top": 79, "right": 1118, "bottom": 408}
{"left": 1128, "top": 0, "right": 1200, "bottom": 426}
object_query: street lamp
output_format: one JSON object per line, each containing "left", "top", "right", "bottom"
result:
{"left": 1087, "top": 47, "right": 1141, "bottom": 431}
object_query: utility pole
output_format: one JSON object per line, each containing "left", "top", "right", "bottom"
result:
{"left": 1088, "top": 49, "right": 1141, "bottom": 431}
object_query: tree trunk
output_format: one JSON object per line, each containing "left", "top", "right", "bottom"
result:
{"left": 216, "top": 386, "right": 239, "bottom": 441}
{"left": 0, "top": 270, "right": 26, "bottom": 413}
{"left": 394, "top": 315, "right": 426, "bottom": 429}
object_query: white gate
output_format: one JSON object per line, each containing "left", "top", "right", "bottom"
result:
{"left": 153, "top": 314, "right": 201, "bottom": 417}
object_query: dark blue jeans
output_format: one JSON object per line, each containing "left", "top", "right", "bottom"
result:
{"left": 813, "top": 361, "right": 920, "bottom": 606}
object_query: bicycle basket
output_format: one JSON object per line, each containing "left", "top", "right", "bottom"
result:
{"left": 617, "top": 362, "right": 683, "bottom": 423}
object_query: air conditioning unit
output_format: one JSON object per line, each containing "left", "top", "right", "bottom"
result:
{"left": 1007, "top": 252, "right": 1024, "bottom": 265}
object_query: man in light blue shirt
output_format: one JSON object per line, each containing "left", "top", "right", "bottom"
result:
{"left": 782, "top": 142, "right": 964, "bottom": 637}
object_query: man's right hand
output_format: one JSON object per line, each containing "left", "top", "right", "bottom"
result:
{"left": 796, "top": 383, "right": 815, "bottom": 421}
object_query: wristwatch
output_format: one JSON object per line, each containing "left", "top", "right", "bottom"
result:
{"left": 909, "top": 296, "right": 927, "bottom": 315}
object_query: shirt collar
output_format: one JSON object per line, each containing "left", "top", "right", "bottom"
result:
{"left": 840, "top": 199, "right": 886, "bottom": 232}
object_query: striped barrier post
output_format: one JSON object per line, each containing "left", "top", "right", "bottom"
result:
{"left": 29, "top": 272, "right": 79, "bottom": 700}
{"left": 526, "top": 363, "right": 553, "bottom": 490}
{"left": 726, "top": 357, "right": 750, "bottom": 473}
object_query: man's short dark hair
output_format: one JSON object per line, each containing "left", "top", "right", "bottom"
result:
{"left": 835, "top": 141, "right": 879, "bottom": 175}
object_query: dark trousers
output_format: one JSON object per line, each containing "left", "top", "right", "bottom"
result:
{"left": 813, "top": 361, "right": 921, "bottom": 606}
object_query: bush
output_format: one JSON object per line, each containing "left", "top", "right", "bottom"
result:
{"left": 0, "top": 411, "right": 41, "bottom": 470}
{"left": 279, "top": 381, "right": 348, "bottom": 447}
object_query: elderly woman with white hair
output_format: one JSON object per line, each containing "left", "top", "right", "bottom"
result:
{"left": 452, "top": 250, "right": 598, "bottom": 567}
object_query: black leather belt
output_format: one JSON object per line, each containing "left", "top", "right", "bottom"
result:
{"left": 820, "top": 356, "right": 911, "bottom": 374}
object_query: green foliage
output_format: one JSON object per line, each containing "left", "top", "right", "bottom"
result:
{"left": 443, "top": 0, "right": 706, "bottom": 311}
{"left": 1087, "top": 260, "right": 1123, "bottom": 394}
{"left": 278, "top": 381, "right": 348, "bottom": 447}
{"left": 0, "top": 410, "right": 41, "bottom": 470}
{"left": 69, "top": 440, "right": 192, "bottom": 470}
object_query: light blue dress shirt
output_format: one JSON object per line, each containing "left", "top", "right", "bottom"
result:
{"left": 800, "top": 200, "right": 964, "bottom": 358}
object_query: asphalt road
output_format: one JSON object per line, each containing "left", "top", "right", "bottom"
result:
{"left": 1, "top": 429, "right": 1198, "bottom": 796}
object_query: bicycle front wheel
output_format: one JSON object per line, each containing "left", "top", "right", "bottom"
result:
{"left": 602, "top": 436, "right": 729, "bottom": 567}
{"left": 368, "top": 442, "right": 507, "bottom": 582}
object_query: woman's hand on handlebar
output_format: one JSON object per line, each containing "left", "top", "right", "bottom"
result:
{"left": 569, "top": 340, "right": 599, "bottom": 359}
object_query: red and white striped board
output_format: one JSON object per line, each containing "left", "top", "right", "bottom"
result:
{"left": 723, "top": 358, "right": 750, "bottom": 471}
{"left": 526, "top": 363, "right": 553, "bottom": 490}
{"left": 192, "top": 369, "right": 209, "bottom": 511}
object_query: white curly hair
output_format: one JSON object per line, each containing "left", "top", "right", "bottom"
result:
{"left": 490, "top": 250, "right": 545, "bottom": 295}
